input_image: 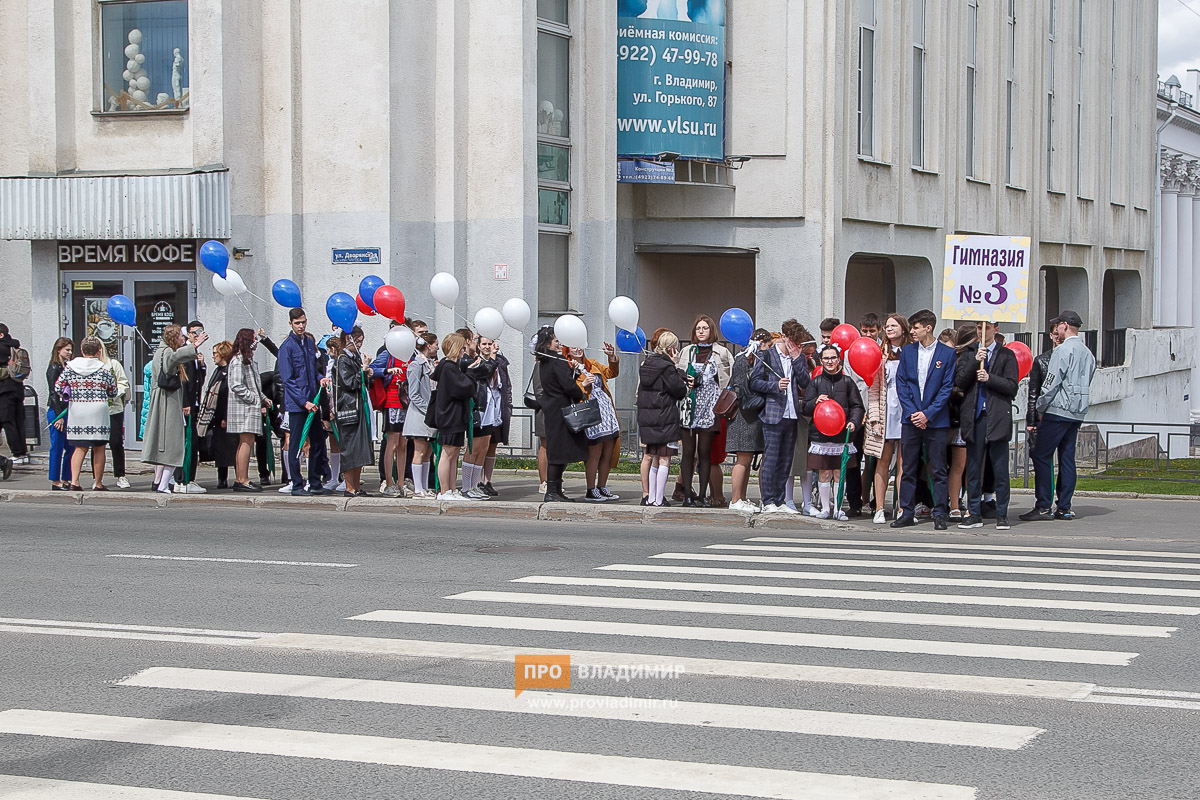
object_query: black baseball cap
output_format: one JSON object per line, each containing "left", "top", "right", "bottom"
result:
{"left": 1055, "top": 309, "right": 1083, "bottom": 328}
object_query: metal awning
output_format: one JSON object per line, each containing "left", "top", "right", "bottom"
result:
{"left": 634, "top": 243, "right": 760, "bottom": 255}
{"left": 0, "top": 169, "right": 231, "bottom": 240}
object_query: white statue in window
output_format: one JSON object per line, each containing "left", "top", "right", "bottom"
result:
{"left": 550, "top": 109, "right": 564, "bottom": 137}
{"left": 123, "top": 29, "right": 149, "bottom": 110}
{"left": 538, "top": 100, "right": 554, "bottom": 134}
{"left": 172, "top": 48, "right": 184, "bottom": 103}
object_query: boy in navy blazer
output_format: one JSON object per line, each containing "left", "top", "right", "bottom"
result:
{"left": 892, "top": 309, "right": 957, "bottom": 529}
{"left": 749, "top": 320, "right": 811, "bottom": 513}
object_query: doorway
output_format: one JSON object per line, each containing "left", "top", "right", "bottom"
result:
{"left": 62, "top": 270, "right": 196, "bottom": 450}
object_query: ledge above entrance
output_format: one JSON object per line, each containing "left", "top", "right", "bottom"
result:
{"left": 0, "top": 169, "right": 231, "bottom": 241}
{"left": 634, "top": 243, "right": 760, "bottom": 255}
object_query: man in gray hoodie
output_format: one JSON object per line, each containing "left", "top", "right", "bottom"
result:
{"left": 1021, "top": 309, "right": 1096, "bottom": 522}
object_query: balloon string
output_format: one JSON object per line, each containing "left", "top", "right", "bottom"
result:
{"left": 235, "top": 294, "right": 264, "bottom": 330}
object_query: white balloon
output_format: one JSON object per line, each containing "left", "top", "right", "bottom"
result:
{"left": 212, "top": 268, "right": 247, "bottom": 297}
{"left": 607, "top": 296, "right": 640, "bottom": 333}
{"left": 473, "top": 307, "right": 505, "bottom": 340}
{"left": 501, "top": 297, "right": 531, "bottom": 331}
{"left": 554, "top": 314, "right": 588, "bottom": 350}
{"left": 429, "top": 271, "right": 460, "bottom": 308}
{"left": 385, "top": 327, "right": 417, "bottom": 360}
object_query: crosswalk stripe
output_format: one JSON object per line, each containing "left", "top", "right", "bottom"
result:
{"left": 598, "top": 563, "right": 1200, "bottom": 598}
{"left": 0, "top": 775, "right": 267, "bottom": 799}
{"left": 253, "top": 633, "right": 1095, "bottom": 699}
{"left": 0, "top": 624, "right": 255, "bottom": 647}
{"left": 710, "top": 544, "right": 1200, "bottom": 571}
{"left": 746, "top": 537, "right": 1200, "bottom": 560}
{"left": 0, "top": 617, "right": 266, "bottom": 638}
{"left": 0, "top": 710, "right": 978, "bottom": 800}
{"left": 349, "top": 609, "right": 1138, "bottom": 665}
{"left": 448, "top": 590, "right": 1175, "bottom": 638}
{"left": 509, "top": 575, "right": 1200, "bottom": 615}
{"left": 652, "top": 552, "right": 1200, "bottom": 583}
{"left": 120, "top": 667, "right": 1044, "bottom": 749}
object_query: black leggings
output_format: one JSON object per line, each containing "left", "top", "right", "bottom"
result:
{"left": 548, "top": 463, "right": 566, "bottom": 483}
{"left": 108, "top": 411, "right": 126, "bottom": 478}
{"left": 679, "top": 427, "right": 717, "bottom": 500}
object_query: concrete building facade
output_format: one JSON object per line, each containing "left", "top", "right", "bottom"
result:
{"left": 0, "top": 0, "right": 1188, "bottom": 451}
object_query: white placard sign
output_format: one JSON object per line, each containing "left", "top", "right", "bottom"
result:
{"left": 941, "top": 235, "right": 1031, "bottom": 323}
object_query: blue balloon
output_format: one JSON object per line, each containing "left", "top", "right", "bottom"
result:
{"left": 199, "top": 240, "right": 230, "bottom": 279}
{"left": 719, "top": 307, "right": 754, "bottom": 347}
{"left": 106, "top": 294, "right": 137, "bottom": 327}
{"left": 616, "top": 326, "right": 647, "bottom": 353}
{"left": 271, "top": 279, "right": 302, "bottom": 308}
{"left": 358, "top": 275, "right": 385, "bottom": 310}
{"left": 326, "top": 292, "right": 358, "bottom": 333}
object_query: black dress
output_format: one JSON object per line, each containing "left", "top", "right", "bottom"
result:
{"left": 538, "top": 356, "right": 589, "bottom": 465}
{"left": 205, "top": 366, "right": 236, "bottom": 469}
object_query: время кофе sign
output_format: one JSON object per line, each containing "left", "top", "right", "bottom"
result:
{"left": 58, "top": 241, "right": 198, "bottom": 268}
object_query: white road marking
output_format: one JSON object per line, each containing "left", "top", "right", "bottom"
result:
{"left": 448, "top": 590, "right": 1175, "bottom": 638}
{"left": 745, "top": 537, "right": 1200, "bottom": 560}
{"left": 349, "top": 609, "right": 1138, "bottom": 665}
{"left": 598, "top": 563, "right": 1200, "bottom": 598}
{"left": 651, "top": 552, "right": 1200, "bottom": 583}
{"left": 0, "top": 710, "right": 978, "bottom": 800}
{"left": 121, "top": 667, "right": 1043, "bottom": 749}
{"left": 106, "top": 554, "right": 358, "bottom": 568}
{"left": 0, "top": 625, "right": 255, "bottom": 646}
{"left": 511, "top": 574, "right": 1200, "bottom": 615}
{"left": 0, "top": 617, "right": 266, "bottom": 638}
{"left": 0, "top": 775, "right": 268, "bottom": 799}
{"left": 1073, "top": 696, "right": 1200, "bottom": 711}
{"left": 1089, "top": 686, "right": 1200, "bottom": 700}
{"left": 253, "top": 633, "right": 1095, "bottom": 699}
{"left": 710, "top": 543, "right": 1200, "bottom": 571}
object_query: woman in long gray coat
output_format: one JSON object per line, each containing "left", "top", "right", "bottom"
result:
{"left": 226, "top": 328, "right": 269, "bottom": 492}
{"left": 142, "top": 324, "right": 206, "bottom": 493}
{"left": 333, "top": 331, "right": 375, "bottom": 496}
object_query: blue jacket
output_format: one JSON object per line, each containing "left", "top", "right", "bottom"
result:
{"left": 896, "top": 340, "right": 957, "bottom": 429}
{"left": 278, "top": 332, "right": 318, "bottom": 413}
{"left": 748, "top": 346, "right": 810, "bottom": 426}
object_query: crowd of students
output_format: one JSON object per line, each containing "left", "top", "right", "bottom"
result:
{"left": 1, "top": 303, "right": 1095, "bottom": 524}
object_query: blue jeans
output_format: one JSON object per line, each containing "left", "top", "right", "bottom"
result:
{"left": 287, "top": 410, "right": 328, "bottom": 490}
{"left": 899, "top": 424, "right": 949, "bottom": 517}
{"left": 47, "top": 410, "right": 74, "bottom": 482}
{"left": 1032, "top": 414, "right": 1081, "bottom": 512}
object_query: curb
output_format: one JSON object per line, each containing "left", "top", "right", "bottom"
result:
{"left": 0, "top": 487, "right": 864, "bottom": 529}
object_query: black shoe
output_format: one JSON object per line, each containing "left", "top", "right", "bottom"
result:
{"left": 259, "top": 476, "right": 273, "bottom": 487}
{"left": 980, "top": 499, "right": 998, "bottom": 519}
{"left": 308, "top": 485, "right": 333, "bottom": 496}
{"left": 480, "top": 481, "right": 499, "bottom": 497}
{"left": 996, "top": 516, "right": 1011, "bottom": 530}
{"left": 934, "top": 516, "right": 948, "bottom": 531}
{"left": 598, "top": 487, "right": 620, "bottom": 501}
{"left": 672, "top": 484, "right": 688, "bottom": 502}
{"left": 584, "top": 488, "right": 606, "bottom": 503}
{"left": 1019, "top": 507, "right": 1053, "bottom": 522}
{"left": 1053, "top": 508, "right": 1076, "bottom": 521}
{"left": 216, "top": 480, "right": 229, "bottom": 489}
{"left": 544, "top": 481, "right": 573, "bottom": 502}
{"left": 51, "top": 483, "right": 67, "bottom": 491}
{"left": 641, "top": 495, "right": 650, "bottom": 506}
{"left": 693, "top": 496, "right": 709, "bottom": 508}
{"left": 957, "top": 515, "right": 984, "bottom": 529}
{"left": 291, "top": 487, "right": 312, "bottom": 496}
{"left": 343, "top": 489, "right": 370, "bottom": 498}
{"left": 659, "top": 498, "right": 672, "bottom": 507}
{"left": 846, "top": 508, "right": 863, "bottom": 519}
{"left": 233, "top": 482, "right": 262, "bottom": 493}
{"left": 890, "top": 514, "right": 917, "bottom": 528}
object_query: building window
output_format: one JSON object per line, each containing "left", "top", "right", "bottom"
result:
{"left": 1047, "top": 0, "right": 1057, "bottom": 190}
{"left": 857, "top": 0, "right": 877, "bottom": 158}
{"left": 1005, "top": 0, "right": 1016, "bottom": 184}
{"left": 537, "top": 3, "right": 571, "bottom": 311}
{"left": 966, "top": 0, "right": 978, "bottom": 177}
{"left": 912, "top": 0, "right": 926, "bottom": 168}
{"left": 99, "top": 0, "right": 189, "bottom": 112}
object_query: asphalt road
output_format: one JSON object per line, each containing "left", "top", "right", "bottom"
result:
{"left": 2, "top": 499, "right": 1200, "bottom": 799}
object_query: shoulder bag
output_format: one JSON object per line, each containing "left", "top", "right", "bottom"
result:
{"left": 562, "top": 397, "right": 601, "bottom": 433}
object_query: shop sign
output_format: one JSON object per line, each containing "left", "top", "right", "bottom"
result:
{"left": 57, "top": 241, "right": 196, "bottom": 267}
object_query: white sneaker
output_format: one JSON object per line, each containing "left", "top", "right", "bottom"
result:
{"left": 184, "top": 481, "right": 207, "bottom": 494}
{"left": 115, "top": 477, "right": 131, "bottom": 489}
{"left": 729, "top": 499, "right": 747, "bottom": 512}
{"left": 323, "top": 478, "right": 339, "bottom": 491}
{"left": 277, "top": 483, "right": 293, "bottom": 493}
{"left": 404, "top": 479, "right": 415, "bottom": 494}
{"left": 436, "top": 491, "right": 460, "bottom": 501}
{"left": 379, "top": 481, "right": 388, "bottom": 494}
{"left": 463, "top": 487, "right": 490, "bottom": 500}
{"left": 11, "top": 456, "right": 29, "bottom": 465}
{"left": 760, "top": 503, "right": 782, "bottom": 514}
{"left": 802, "top": 504, "right": 819, "bottom": 517}
{"left": 816, "top": 507, "right": 832, "bottom": 519}
{"left": 382, "top": 484, "right": 401, "bottom": 497}
{"left": 780, "top": 504, "right": 800, "bottom": 515}
{"left": 335, "top": 480, "right": 346, "bottom": 492}
{"left": 539, "top": 481, "right": 548, "bottom": 495}
{"left": 784, "top": 501, "right": 798, "bottom": 513}
{"left": 873, "top": 509, "right": 886, "bottom": 524}
{"left": 833, "top": 509, "right": 849, "bottom": 521}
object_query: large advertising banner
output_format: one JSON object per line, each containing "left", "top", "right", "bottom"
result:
{"left": 941, "top": 235, "right": 1032, "bottom": 323}
{"left": 617, "top": 0, "right": 725, "bottom": 160}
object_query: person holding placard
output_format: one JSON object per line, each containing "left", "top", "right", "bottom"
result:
{"left": 956, "top": 321, "right": 1019, "bottom": 530}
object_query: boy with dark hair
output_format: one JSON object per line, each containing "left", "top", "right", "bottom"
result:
{"left": 279, "top": 307, "right": 333, "bottom": 495}
{"left": 749, "top": 319, "right": 811, "bottom": 514}
{"left": 819, "top": 318, "right": 840, "bottom": 344}
{"left": 859, "top": 313, "right": 882, "bottom": 340}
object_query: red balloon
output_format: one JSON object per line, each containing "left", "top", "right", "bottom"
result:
{"left": 356, "top": 294, "right": 376, "bottom": 316}
{"left": 1006, "top": 341, "right": 1034, "bottom": 381}
{"left": 373, "top": 285, "right": 405, "bottom": 323}
{"left": 811, "top": 365, "right": 823, "bottom": 380}
{"left": 830, "top": 323, "right": 859, "bottom": 353}
{"left": 847, "top": 337, "right": 883, "bottom": 387}
{"left": 813, "top": 399, "right": 847, "bottom": 437}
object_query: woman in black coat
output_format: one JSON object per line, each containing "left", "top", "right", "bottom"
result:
{"left": 535, "top": 327, "right": 591, "bottom": 502}
{"left": 801, "top": 343, "right": 864, "bottom": 520}
{"left": 429, "top": 332, "right": 479, "bottom": 500}
{"left": 636, "top": 331, "right": 688, "bottom": 506}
